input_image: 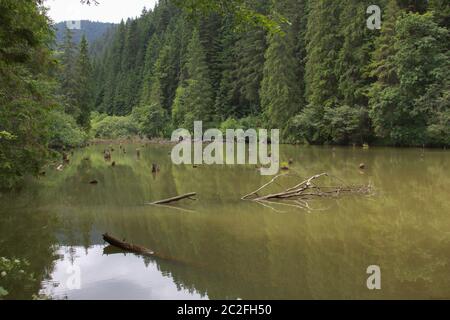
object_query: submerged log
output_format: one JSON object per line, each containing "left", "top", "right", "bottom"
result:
{"left": 103, "top": 233, "right": 155, "bottom": 257}
{"left": 150, "top": 192, "right": 197, "bottom": 205}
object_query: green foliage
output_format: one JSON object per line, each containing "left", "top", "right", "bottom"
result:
{"left": 219, "top": 117, "right": 240, "bottom": 131}
{"left": 0, "top": 257, "right": 37, "bottom": 300}
{"left": 48, "top": 109, "right": 88, "bottom": 148}
{"left": 0, "top": 0, "right": 57, "bottom": 189}
{"left": 90, "top": 112, "right": 138, "bottom": 139}
{"left": 369, "top": 11, "right": 449, "bottom": 146}
{"left": 58, "top": 31, "right": 93, "bottom": 129}
{"left": 87, "top": 0, "right": 449, "bottom": 148}
{"left": 220, "top": 116, "right": 261, "bottom": 132}
{"left": 131, "top": 104, "right": 169, "bottom": 138}
{"left": 261, "top": 0, "right": 303, "bottom": 135}
{"left": 74, "top": 35, "right": 93, "bottom": 130}
{"left": 171, "top": 86, "right": 188, "bottom": 128}
{"left": 177, "top": 29, "right": 215, "bottom": 129}
{"left": 172, "top": 0, "right": 284, "bottom": 33}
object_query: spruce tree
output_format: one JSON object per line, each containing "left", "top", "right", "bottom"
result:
{"left": 140, "top": 34, "right": 162, "bottom": 106}
{"left": 181, "top": 29, "right": 215, "bottom": 128}
{"left": 260, "top": 0, "right": 301, "bottom": 134}
{"left": 59, "top": 27, "right": 78, "bottom": 116}
{"left": 74, "top": 35, "right": 93, "bottom": 130}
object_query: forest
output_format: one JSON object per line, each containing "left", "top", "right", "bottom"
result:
{"left": 0, "top": 0, "right": 449, "bottom": 189}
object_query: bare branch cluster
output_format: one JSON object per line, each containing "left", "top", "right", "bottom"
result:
{"left": 242, "top": 173, "right": 373, "bottom": 212}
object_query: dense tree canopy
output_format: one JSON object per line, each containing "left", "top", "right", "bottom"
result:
{"left": 90, "top": 0, "right": 449, "bottom": 147}
{"left": 1, "top": 0, "right": 449, "bottom": 189}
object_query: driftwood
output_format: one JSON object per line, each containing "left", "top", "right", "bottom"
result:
{"left": 242, "top": 173, "right": 372, "bottom": 211}
{"left": 103, "top": 233, "right": 155, "bottom": 257}
{"left": 150, "top": 192, "right": 197, "bottom": 205}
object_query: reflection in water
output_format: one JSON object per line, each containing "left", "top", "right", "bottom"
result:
{"left": 0, "top": 144, "right": 449, "bottom": 299}
{"left": 40, "top": 246, "right": 205, "bottom": 300}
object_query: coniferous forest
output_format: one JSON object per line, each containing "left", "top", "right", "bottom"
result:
{"left": 2, "top": 0, "right": 450, "bottom": 302}
{"left": 89, "top": 0, "right": 449, "bottom": 147}
{"left": 0, "top": 0, "right": 449, "bottom": 189}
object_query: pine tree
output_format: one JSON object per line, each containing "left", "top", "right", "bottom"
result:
{"left": 368, "top": 0, "right": 402, "bottom": 142}
{"left": 140, "top": 34, "right": 162, "bottom": 105}
{"left": 214, "top": 18, "right": 240, "bottom": 121}
{"left": 179, "top": 29, "right": 215, "bottom": 128}
{"left": 59, "top": 27, "right": 78, "bottom": 116}
{"left": 74, "top": 35, "right": 93, "bottom": 130}
{"left": 260, "top": 0, "right": 302, "bottom": 134}
{"left": 102, "top": 20, "right": 126, "bottom": 115}
{"left": 304, "top": 0, "right": 341, "bottom": 109}
{"left": 233, "top": 26, "right": 267, "bottom": 115}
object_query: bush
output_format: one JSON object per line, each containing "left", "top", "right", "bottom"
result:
{"left": 131, "top": 104, "right": 168, "bottom": 139}
{"left": 91, "top": 112, "right": 138, "bottom": 139}
{"left": 48, "top": 109, "right": 87, "bottom": 148}
{"left": 219, "top": 117, "right": 240, "bottom": 131}
{"left": 0, "top": 257, "right": 37, "bottom": 300}
{"left": 219, "top": 116, "right": 262, "bottom": 132}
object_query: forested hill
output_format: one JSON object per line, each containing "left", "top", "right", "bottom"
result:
{"left": 54, "top": 20, "right": 116, "bottom": 46}
{"left": 90, "top": 0, "right": 449, "bottom": 147}
{"left": 0, "top": 0, "right": 449, "bottom": 190}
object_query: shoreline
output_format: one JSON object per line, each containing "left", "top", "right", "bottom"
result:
{"left": 86, "top": 138, "right": 448, "bottom": 151}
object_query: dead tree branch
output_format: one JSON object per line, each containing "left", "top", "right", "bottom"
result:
{"left": 242, "top": 173, "right": 372, "bottom": 211}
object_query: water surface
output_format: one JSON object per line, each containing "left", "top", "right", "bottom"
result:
{"left": 0, "top": 144, "right": 449, "bottom": 299}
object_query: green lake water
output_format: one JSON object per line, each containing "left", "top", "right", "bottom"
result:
{"left": 0, "top": 144, "right": 449, "bottom": 300}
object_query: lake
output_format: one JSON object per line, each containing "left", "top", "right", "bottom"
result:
{"left": 0, "top": 144, "right": 449, "bottom": 300}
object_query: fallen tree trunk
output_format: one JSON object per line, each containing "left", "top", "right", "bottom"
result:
{"left": 103, "top": 233, "right": 155, "bottom": 257}
{"left": 150, "top": 192, "right": 197, "bottom": 205}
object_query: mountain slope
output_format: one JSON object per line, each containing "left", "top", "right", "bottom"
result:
{"left": 54, "top": 20, "right": 116, "bottom": 46}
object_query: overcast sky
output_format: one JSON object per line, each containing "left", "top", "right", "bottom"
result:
{"left": 45, "top": 0, "right": 158, "bottom": 23}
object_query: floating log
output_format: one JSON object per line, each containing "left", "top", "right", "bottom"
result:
{"left": 89, "top": 180, "right": 98, "bottom": 184}
{"left": 103, "top": 233, "right": 154, "bottom": 257}
{"left": 150, "top": 192, "right": 197, "bottom": 205}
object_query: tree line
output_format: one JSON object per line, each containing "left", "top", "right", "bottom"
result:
{"left": 91, "top": 0, "right": 449, "bottom": 147}
{"left": 0, "top": 0, "right": 92, "bottom": 189}
{"left": 0, "top": 0, "right": 449, "bottom": 189}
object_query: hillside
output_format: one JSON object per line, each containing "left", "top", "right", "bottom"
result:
{"left": 53, "top": 20, "right": 116, "bottom": 46}
{"left": 89, "top": 0, "right": 450, "bottom": 147}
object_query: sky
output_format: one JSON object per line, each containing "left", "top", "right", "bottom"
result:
{"left": 45, "top": 0, "right": 158, "bottom": 23}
